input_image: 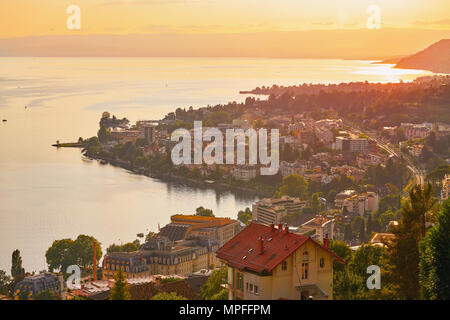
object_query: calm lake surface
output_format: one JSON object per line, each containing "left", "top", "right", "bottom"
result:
{"left": 0, "top": 57, "right": 431, "bottom": 273}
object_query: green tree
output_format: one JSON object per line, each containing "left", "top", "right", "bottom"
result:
{"left": 110, "top": 268, "right": 130, "bottom": 300}
{"left": 333, "top": 268, "right": 367, "bottom": 300}
{"left": 151, "top": 292, "right": 187, "bottom": 300}
{"left": 145, "top": 231, "right": 157, "bottom": 242}
{"left": 97, "top": 125, "right": 110, "bottom": 143}
{"left": 107, "top": 242, "right": 139, "bottom": 254}
{"left": 278, "top": 174, "right": 309, "bottom": 199}
{"left": 195, "top": 206, "right": 215, "bottom": 217}
{"left": 352, "top": 244, "right": 385, "bottom": 276}
{"left": 311, "top": 193, "right": 320, "bottom": 214}
{"left": 70, "top": 235, "right": 102, "bottom": 271}
{"left": 11, "top": 249, "right": 25, "bottom": 278}
{"left": 0, "top": 270, "right": 11, "bottom": 295}
{"left": 200, "top": 266, "right": 228, "bottom": 300}
{"left": 419, "top": 199, "right": 450, "bottom": 300}
{"left": 329, "top": 240, "right": 352, "bottom": 272}
{"left": 359, "top": 220, "right": 366, "bottom": 242}
{"left": 45, "top": 235, "right": 102, "bottom": 275}
{"left": 386, "top": 183, "right": 435, "bottom": 299}
{"left": 237, "top": 208, "right": 252, "bottom": 225}
{"left": 344, "top": 223, "right": 353, "bottom": 241}
{"left": 45, "top": 239, "right": 75, "bottom": 273}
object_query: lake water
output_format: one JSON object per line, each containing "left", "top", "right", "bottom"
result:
{"left": 0, "top": 57, "right": 431, "bottom": 273}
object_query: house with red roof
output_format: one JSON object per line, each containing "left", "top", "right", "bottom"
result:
{"left": 216, "top": 222, "right": 345, "bottom": 300}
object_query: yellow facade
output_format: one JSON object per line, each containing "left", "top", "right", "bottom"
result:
{"left": 225, "top": 241, "right": 335, "bottom": 300}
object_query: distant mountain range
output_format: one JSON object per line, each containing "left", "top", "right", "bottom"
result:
{"left": 395, "top": 39, "right": 450, "bottom": 74}
{"left": 0, "top": 29, "right": 449, "bottom": 61}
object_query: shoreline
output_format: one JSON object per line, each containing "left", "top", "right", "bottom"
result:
{"left": 85, "top": 153, "right": 271, "bottom": 198}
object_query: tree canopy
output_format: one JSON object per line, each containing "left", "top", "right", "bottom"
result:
{"left": 419, "top": 199, "right": 450, "bottom": 300}
{"left": 151, "top": 292, "right": 187, "bottom": 300}
{"left": 278, "top": 174, "right": 309, "bottom": 199}
{"left": 110, "top": 268, "right": 130, "bottom": 300}
{"left": 45, "top": 235, "right": 102, "bottom": 275}
{"left": 200, "top": 266, "right": 228, "bottom": 300}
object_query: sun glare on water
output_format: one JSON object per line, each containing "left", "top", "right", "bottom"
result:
{"left": 352, "top": 63, "right": 431, "bottom": 83}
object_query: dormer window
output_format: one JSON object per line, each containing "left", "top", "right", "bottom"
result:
{"left": 320, "top": 257, "right": 325, "bottom": 268}
{"left": 281, "top": 260, "right": 287, "bottom": 271}
{"left": 248, "top": 248, "right": 253, "bottom": 253}
{"left": 302, "top": 251, "right": 309, "bottom": 262}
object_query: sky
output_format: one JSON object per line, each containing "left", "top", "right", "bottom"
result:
{"left": 0, "top": 0, "right": 449, "bottom": 58}
{"left": 1, "top": 0, "right": 449, "bottom": 37}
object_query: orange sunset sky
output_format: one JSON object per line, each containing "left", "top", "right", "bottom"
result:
{"left": 0, "top": 0, "right": 449, "bottom": 58}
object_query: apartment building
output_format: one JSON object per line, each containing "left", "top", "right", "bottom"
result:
{"left": 400, "top": 123, "right": 431, "bottom": 140}
{"left": 252, "top": 196, "right": 307, "bottom": 225}
{"left": 342, "top": 192, "right": 379, "bottom": 216}
{"left": 160, "top": 214, "right": 241, "bottom": 247}
{"left": 279, "top": 161, "right": 307, "bottom": 178}
{"left": 335, "top": 136, "right": 369, "bottom": 153}
{"left": 102, "top": 215, "right": 240, "bottom": 279}
{"left": 102, "top": 237, "right": 219, "bottom": 279}
{"left": 334, "top": 190, "right": 357, "bottom": 209}
{"left": 140, "top": 124, "right": 156, "bottom": 144}
{"left": 297, "top": 216, "right": 335, "bottom": 241}
{"left": 216, "top": 223, "right": 345, "bottom": 300}
{"left": 231, "top": 165, "right": 258, "bottom": 181}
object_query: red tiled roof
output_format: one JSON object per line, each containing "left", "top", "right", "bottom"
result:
{"left": 216, "top": 222, "right": 344, "bottom": 274}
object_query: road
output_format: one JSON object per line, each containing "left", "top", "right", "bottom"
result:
{"left": 350, "top": 125, "right": 424, "bottom": 194}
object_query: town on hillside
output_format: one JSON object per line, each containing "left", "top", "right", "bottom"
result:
{"left": 2, "top": 75, "right": 449, "bottom": 301}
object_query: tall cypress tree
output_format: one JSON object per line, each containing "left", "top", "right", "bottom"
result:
{"left": 359, "top": 220, "right": 366, "bottom": 243}
{"left": 386, "top": 183, "right": 435, "bottom": 299}
{"left": 419, "top": 200, "right": 450, "bottom": 299}
{"left": 110, "top": 268, "right": 130, "bottom": 300}
{"left": 11, "top": 250, "right": 25, "bottom": 278}
{"left": 344, "top": 224, "right": 353, "bottom": 241}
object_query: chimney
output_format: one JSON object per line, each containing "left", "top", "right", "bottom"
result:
{"left": 258, "top": 237, "right": 264, "bottom": 255}
{"left": 323, "top": 234, "right": 329, "bottom": 249}
{"left": 278, "top": 223, "right": 283, "bottom": 231}
{"left": 270, "top": 223, "right": 275, "bottom": 231}
{"left": 284, "top": 224, "right": 289, "bottom": 234}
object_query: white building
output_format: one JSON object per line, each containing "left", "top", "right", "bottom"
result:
{"left": 231, "top": 165, "right": 258, "bottom": 181}
{"left": 279, "top": 161, "right": 307, "bottom": 178}
{"left": 252, "top": 196, "right": 307, "bottom": 225}
{"left": 342, "top": 192, "right": 379, "bottom": 216}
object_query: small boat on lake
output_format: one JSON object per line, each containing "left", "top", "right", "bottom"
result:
{"left": 2, "top": 119, "right": 7, "bottom": 122}
{"left": 137, "top": 233, "right": 144, "bottom": 238}
{"left": 100, "top": 159, "right": 108, "bottom": 165}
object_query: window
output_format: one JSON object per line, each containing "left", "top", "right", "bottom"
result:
{"left": 254, "top": 285, "right": 259, "bottom": 295}
{"left": 320, "top": 258, "right": 325, "bottom": 268}
{"left": 281, "top": 260, "right": 287, "bottom": 271}
{"left": 249, "top": 284, "right": 253, "bottom": 293}
{"left": 302, "top": 263, "right": 309, "bottom": 279}
{"left": 235, "top": 272, "right": 244, "bottom": 290}
{"left": 302, "top": 251, "right": 309, "bottom": 262}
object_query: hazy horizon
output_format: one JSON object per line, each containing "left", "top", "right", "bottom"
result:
{"left": 1, "top": 1, "right": 449, "bottom": 59}
{"left": 1, "top": 29, "right": 449, "bottom": 60}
